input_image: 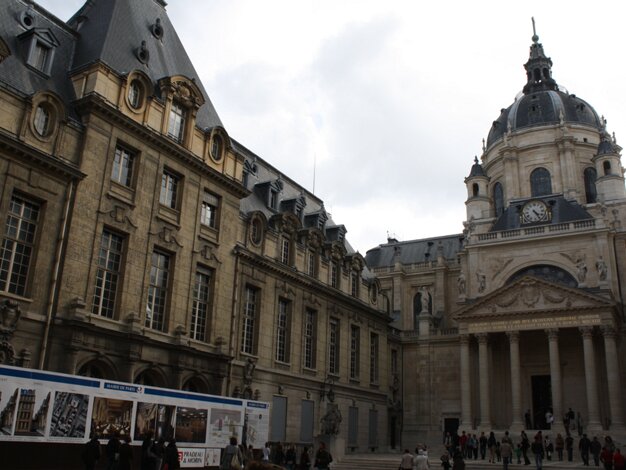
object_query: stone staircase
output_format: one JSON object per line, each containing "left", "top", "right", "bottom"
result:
{"left": 331, "top": 454, "right": 591, "bottom": 470}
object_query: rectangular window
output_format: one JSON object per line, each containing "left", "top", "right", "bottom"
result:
{"left": 167, "top": 101, "right": 186, "bottom": 142}
{"left": 201, "top": 191, "right": 219, "bottom": 229}
{"left": 351, "top": 272, "right": 359, "bottom": 297}
{"left": 111, "top": 145, "right": 135, "bottom": 187}
{"left": 350, "top": 325, "right": 360, "bottom": 380}
{"left": 330, "top": 262, "right": 339, "bottom": 288}
{"left": 329, "top": 318, "right": 339, "bottom": 375}
{"left": 303, "top": 309, "right": 317, "bottom": 369}
{"left": 0, "top": 195, "right": 40, "bottom": 296}
{"left": 191, "top": 267, "right": 212, "bottom": 341}
{"left": 370, "top": 333, "right": 379, "bottom": 384}
{"left": 280, "top": 237, "right": 290, "bottom": 264}
{"left": 92, "top": 230, "right": 123, "bottom": 318}
{"left": 275, "top": 299, "right": 290, "bottom": 363}
{"left": 159, "top": 170, "right": 179, "bottom": 209}
{"left": 145, "top": 250, "right": 170, "bottom": 331}
{"left": 269, "top": 190, "right": 278, "bottom": 210}
{"left": 241, "top": 286, "right": 258, "bottom": 355}
{"left": 307, "top": 251, "right": 316, "bottom": 277}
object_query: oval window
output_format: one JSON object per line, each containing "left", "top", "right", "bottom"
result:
{"left": 211, "top": 135, "right": 223, "bottom": 161}
{"left": 128, "top": 80, "right": 143, "bottom": 109}
{"left": 33, "top": 104, "right": 51, "bottom": 137}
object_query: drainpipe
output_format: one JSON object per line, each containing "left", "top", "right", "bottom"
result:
{"left": 38, "top": 180, "right": 75, "bottom": 370}
{"left": 226, "top": 246, "right": 241, "bottom": 395}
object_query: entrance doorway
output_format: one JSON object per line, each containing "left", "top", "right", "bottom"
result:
{"left": 444, "top": 417, "right": 459, "bottom": 436}
{"left": 531, "top": 375, "right": 552, "bottom": 429}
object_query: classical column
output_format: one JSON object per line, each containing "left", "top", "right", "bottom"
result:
{"left": 546, "top": 329, "right": 563, "bottom": 429}
{"left": 507, "top": 331, "right": 523, "bottom": 429}
{"left": 459, "top": 334, "right": 473, "bottom": 430}
{"left": 580, "top": 327, "right": 602, "bottom": 431}
{"left": 477, "top": 333, "right": 491, "bottom": 428}
{"left": 602, "top": 326, "right": 625, "bottom": 429}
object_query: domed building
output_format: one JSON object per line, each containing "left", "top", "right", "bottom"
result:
{"left": 367, "top": 29, "right": 626, "bottom": 444}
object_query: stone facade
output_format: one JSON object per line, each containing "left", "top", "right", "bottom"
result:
{"left": 0, "top": 0, "right": 395, "bottom": 453}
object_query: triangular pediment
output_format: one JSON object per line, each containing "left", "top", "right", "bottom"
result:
{"left": 455, "top": 276, "right": 614, "bottom": 321}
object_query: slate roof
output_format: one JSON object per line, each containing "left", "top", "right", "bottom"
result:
{"left": 68, "top": 0, "right": 222, "bottom": 129}
{"left": 365, "top": 234, "right": 465, "bottom": 268}
{"left": 0, "top": 1, "right": 79, "bottom": 118}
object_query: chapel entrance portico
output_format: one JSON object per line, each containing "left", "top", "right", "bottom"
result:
{"left": 455, "top": 276, "right": 624, "bottom": 436}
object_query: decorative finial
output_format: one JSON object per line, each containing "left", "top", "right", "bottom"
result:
{"left": 531, "top": 17, "right": 539, "bottom": 44}
{"left": 613, "top": 132, "right": 617, "bottom": 144}
{"left": 482, "top": 138, "right": 486, "bottom": 152}
{"left": 474, "top": 156, "right": 479, "bottom": 164}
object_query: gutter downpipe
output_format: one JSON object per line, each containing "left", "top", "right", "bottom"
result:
{"left": 38, "top": 180, "right": 75, "bottom": 370}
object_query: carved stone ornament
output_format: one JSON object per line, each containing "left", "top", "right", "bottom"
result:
{"left": 0, "top": 299, "right": 21, "bottom": 333}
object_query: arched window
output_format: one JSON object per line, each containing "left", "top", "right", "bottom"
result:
{"left": 493, "top": 182, "right": 504, "bottom": 217}
{"left": 584, "top": 167, "right": 597, "bottom": 203}
{"left": 472, "top": 183, "right": 479, "bottom": 197}
{"left": 530, "top": 167, "right": 552, "bottom": 197}
{"left": 603, "top": 161, "right": 612, "bottom": 176}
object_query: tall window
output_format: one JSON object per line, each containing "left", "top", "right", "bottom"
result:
{"left": 33, "top": 105, "right": 50, "bottom": 137}
{"left": 307, "top": 250, "right": 316, "bottom": 277}
{"left": 603, "top": 161, "right": 612, "bottom": 176}
{"left": 92, "top": 230, "right": 123, "bottom": 318}
{"left": 191, "top": 268, "right": 212, "bottom": 341}
{"left": 530, "top": 167, "right": 552, "bottom": 197}
{"left": 111, "top": 145, "right": 135, "bottom": 187}
{"left": 329, "top": 318, "right": 339, "bottom": 375}
{"left": 493, "top": 182, "right": 504, "bottom": 217}
{"left": 276, "top": 299, "right": 290, "bottom": 362}
{"left": 0, "top": 195, "right": 40, "bottom": 296}
{"left": 391, "top": 349, "right": 398, "bottom": 375}
{"left": 201, "top": 191, "right": 219, "bottom": 229}
{"left": 145, "top": 250, "right": 170, "bottom": 331}
{"left": 241, "top": 286, "right": 258, "bottom": 354}
{"left": 167, "top": 101, "right": 186, "bottom": 142}
{"left": 280, "top": 237, "right": 290, "bottom": 264}
{"left": 211, "top": 135, "right": 223, "bottom": 161}
{"left": 330, "top": 262, "right": 340, "bottom": 288}
{"left": 269, "top": 190, "right": 278, "bottom": 210}
{"left": 160, "top": 170, "right": 179, "bottom": 209}
{"left": 350, "top": 325, "right": 360, "bottom": 380}
{"left": 584, "top": 167, "right": 598, "bottom": 203}
{"left": 370, "top": 333, "right": 379, "bottom": 384}
{"left": 303, "top": 309, "right": 317, "bottom": 369}
{"left": 351, "top": 271, "right": 359, "bottom": 297}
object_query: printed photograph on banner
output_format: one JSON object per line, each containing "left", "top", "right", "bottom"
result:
{"left": 0, "top": 382, "right": 20, "bottom": 435}
{"left": 49, "top": 391, "right": 89, "bottom": 438}
{"left": 205, "top": 448, "right": 221, "bottom": 467}
{"left": 209, "top": 408, "right": 242, "bottom": 447}
{"left": 134, "top": 402, "right": 175, "bottom": 441}
{"left": 14, "top": 387, "right": 51, "bottom": 436}
{"left": 91, "top": 397, "right": 133, "bottom": 439}
{"left": 244, "top": 403, "right": 269, "bottom": 448}
{"left": 175, "top": 406, "right": 207, "bottom": 443}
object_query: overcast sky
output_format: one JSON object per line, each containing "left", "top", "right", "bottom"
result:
{"left": 37, "top": 0, "right": 626, "bottom": 254}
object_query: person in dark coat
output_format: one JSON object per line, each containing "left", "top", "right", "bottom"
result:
{"left": 118, "top": 436, "right": 133, "bottom": 470}
{"left": 580, "top": 434, "right": 592, "bottom": 466}
{"left": 106, "top": 433, "right": 121, "bottom": 470}
{"left": 141, "top": 431, "right": 157, "bottom": 470}
{"left": 165, "top": 439, "right": 181, "bottom": 470}
{"left": 591, "top": 437, "right": 602, "bottom": 466}
{"left": 82, "top": 435, "right": 101, "bottom": 470}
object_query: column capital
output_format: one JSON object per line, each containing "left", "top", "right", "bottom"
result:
{"left": 601, "top": 325, "right": 617, "bottom": 339}
{"left": 506, "top": 331, "right": 520, "bottom": 343}
{"left": 459, "top": 334, "right": 471, "bottom": 345}
{"left": 545, "top": 328, "right": 559, "bottom": 340}
{"left": 476, "top": 332, "right": 489, "bottom": 344}
{"left": 579, "top": 326, "right": 595, "bottom": 338}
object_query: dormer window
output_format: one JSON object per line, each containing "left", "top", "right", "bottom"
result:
{"left": 21, "top": 28, "right": 59, "bottom": 76}
{"left": 270, "top": 190, "right": 278, "bottom": 210}
{"left": 167, "top": 101, "right": 186, "bottom": 143}
{"left": 211, "top": 134, "right": 223, "bottom": 162}
{"left": 128, "top": 80, "right": 143, "bottom": 109}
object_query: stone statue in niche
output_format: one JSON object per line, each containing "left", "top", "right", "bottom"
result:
{"left": 596, "top": 257, "right": 607, "bottom": 281}
{"left": 457, "top": 273, "right": 466, "bottom": 295}
{"left": 0, "top": 299, "right": 21, "bottom": 365}
{"left": 476, "top": 271, "right": 486, "bottom": 293}
{"left": 321, "top": 403, "right": 342, "bottom": 436}
{"left": 576, "top": 258, "right": 587, "bottom": 283}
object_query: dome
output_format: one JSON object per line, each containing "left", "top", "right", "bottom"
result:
{"left": 487, "top": 90, "right": 601, "bottom": 147}
{"left": 486, "top": 29, "right": 602, "bottom": 148}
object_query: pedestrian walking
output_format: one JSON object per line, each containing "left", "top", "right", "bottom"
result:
{"left": 314, "top": 442, "right": 332, "bottom": 470}
{"left": 580, "top": 434, "right": 591, "bottom": 466}
{"left": 531, "top": 436, "right": 544, "bottom": 470}
{"left": 400, "top": 449, "right": 414, "bottom": 470}
{"left": 82, "top": 435, "right": 101, "bottom": 470}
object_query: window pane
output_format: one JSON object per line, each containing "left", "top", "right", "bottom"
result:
{"left": 0, "top": 195, "right": 40, "bottom": 296}
{"left": 191, "top": 268, "right": 212, "bottom": 341}
{"left": 241, "top": 286, "right": 258, "bottom": 354}
{"left": 304, "top": 309, "right": 316, "bottom": 369}
{"left": 145, "top": 251, "right": 170, "bottom": 331}
{"left": 160, "top": 171, "right": 178, "bottom": 208}
{"left": 201, "top": 192, "right": 218, "bottom": 228}
{"left": 111, "top": 146, "right": 135, "bottom": 186}
{"left": 92, "top": 230, "right": 123, "bottom": 318}
{"left": 329, "top": 319, "right": 339, "bottom": 375}
{"left": 276, "top": 299, "right": 290, "bottom": 362}
{"left": 167, "top": 102, "right": 185, "bottom": 142}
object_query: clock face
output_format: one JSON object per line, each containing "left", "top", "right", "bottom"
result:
{"left": 521, "top": 200, "right": 549, "bottom": 224}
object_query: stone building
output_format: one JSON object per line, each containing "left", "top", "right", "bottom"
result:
{"left": 0, "top": 0, "right": 394, "bottom": 453}
{"left": 366, "top": 31, "right": 626, "bottom": 444}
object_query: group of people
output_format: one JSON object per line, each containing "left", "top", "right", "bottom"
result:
{"left": 220, "top": 439, "right": 332, "bottom": 470}
{"left": 81, "top": 431, "right": 180, "bottom": 470}
{"left": 400, "top": 446, "right": 436, "bottom": 470}
{"left": 443, "top": 428, "right": 624, "bottom": 470}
